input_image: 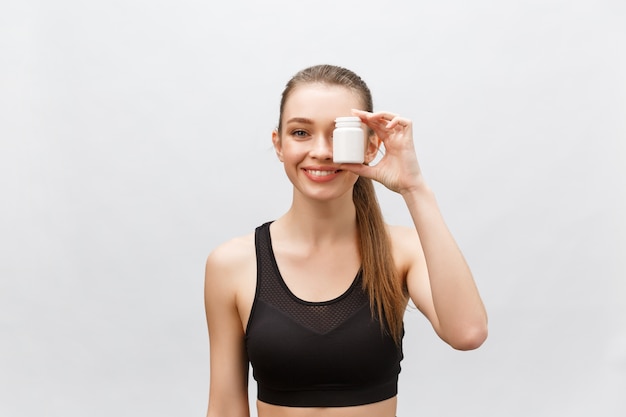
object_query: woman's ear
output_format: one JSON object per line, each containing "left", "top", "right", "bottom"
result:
{"left": 272, "top": 129, "right": 284, "bottom": 162}
{"left": 364, "top": 133, "right": 381, "bottom": 164}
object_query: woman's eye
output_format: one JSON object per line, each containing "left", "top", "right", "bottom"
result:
{"left": 292, "top": 130, "right": 308, "bottom": 138}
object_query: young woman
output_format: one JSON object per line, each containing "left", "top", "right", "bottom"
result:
{"left": 204, "top": 64, "right": 488, "bottom": 417}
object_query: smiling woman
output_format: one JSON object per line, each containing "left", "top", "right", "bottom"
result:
{"left": 273, "top": 83, "right": 372, "bottom": 200}
{"left": 203, "top": 64, "right": 488, "bottom": 417}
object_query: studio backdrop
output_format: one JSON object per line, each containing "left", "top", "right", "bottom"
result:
{"left": 1, "top": 1, "right": 624, "bottom": 416}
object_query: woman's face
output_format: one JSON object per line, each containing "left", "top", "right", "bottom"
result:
{"left": 272, "top": 83, "right": 370, "bottom": 202}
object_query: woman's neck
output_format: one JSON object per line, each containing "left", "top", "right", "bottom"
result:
{"left": 275, "top": 190, "right": 358, "bottom": 246}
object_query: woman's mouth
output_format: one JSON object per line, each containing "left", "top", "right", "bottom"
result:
{"left": 305, "top": 169, "right": 340, "bottom": 177}
{"left": 302, "top": 168, "right": 342, "bottom": 182}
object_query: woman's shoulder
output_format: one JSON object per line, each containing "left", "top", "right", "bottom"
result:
{"left": 205, "top": 231, "right": 256, "bottom": 274}
{"left": 204, "top": 231, "right": 257, "bottom": 311}
{"left": 386, "top": 223, "right": 421, "bottom": 246}
{"left": 204, "top": 232, "right": 258, "bottom": 295}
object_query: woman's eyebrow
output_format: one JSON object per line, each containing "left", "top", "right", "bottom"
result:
{"left": 285, "top": 117, "right": 314, "bottom": 125}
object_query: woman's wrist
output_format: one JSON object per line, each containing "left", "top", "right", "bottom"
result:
{"left": 399, "top": 176, "right": 432, "bottom": 200}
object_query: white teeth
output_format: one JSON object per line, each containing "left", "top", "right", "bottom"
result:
{"left": 307, "top": 170, "right": 336, "bottom": 176}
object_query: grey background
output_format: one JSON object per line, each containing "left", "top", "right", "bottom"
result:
{"left": 1, "top": 0, "right": 624, "bottom": 416}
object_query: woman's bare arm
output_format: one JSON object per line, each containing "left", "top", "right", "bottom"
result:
{"left": 204, "top": 241, "right": 252, "bottom": 417}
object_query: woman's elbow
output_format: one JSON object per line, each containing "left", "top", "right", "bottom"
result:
{"left": 447, "top": 324, "right": 488, "bottom": 351}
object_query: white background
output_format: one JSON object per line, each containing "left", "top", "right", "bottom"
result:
{"left": 1, "top": 0, "right": 624, "bottom": 416}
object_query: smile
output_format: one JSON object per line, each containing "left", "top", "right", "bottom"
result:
{"left": 302, "top": 168, "right": 342, "bottom": 182}
{"left": 305, "top": 169, "right": 339, "bottom": 177}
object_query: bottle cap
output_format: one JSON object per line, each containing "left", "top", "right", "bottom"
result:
{"left": 335, "top": 116, "right": 361, "bottom": 123}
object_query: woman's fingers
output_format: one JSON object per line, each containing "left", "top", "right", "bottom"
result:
{"left": 352, "top": 109, "right": 412, "bottom": 136}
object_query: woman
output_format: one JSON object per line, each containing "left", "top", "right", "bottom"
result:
{"left": 204, "top": 64, "right": 488, "bottom": 417}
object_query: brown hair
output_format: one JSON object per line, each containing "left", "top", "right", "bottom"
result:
{"left": 277, "top": 64, "right": 406, "bottom": 343}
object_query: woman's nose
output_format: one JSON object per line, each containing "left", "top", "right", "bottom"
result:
{"left": 310, "top": 134, "right": 333, "bottom": 159}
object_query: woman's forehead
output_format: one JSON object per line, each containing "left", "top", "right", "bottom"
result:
{"left": 282, "top": 84, "right": 363, "bottom": 118}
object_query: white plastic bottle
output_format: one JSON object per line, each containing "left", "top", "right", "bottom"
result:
{"left": 333, "top": 116, "right": 364, "bottom": 163}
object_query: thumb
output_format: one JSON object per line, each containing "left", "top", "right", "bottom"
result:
{"left": 339, "top": 163, "right": 375, "bottom": 179}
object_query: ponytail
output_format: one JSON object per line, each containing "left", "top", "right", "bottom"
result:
{"left": 353, "top": 176, "right": 406, "bottom": 344}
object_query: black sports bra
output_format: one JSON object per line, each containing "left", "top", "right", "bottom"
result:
{"left": 245, "top": 222, "right": 403, "bottom": 407}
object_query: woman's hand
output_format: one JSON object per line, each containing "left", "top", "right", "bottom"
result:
{"left": 339, "top": 109, "right": 425, "bottom": 195}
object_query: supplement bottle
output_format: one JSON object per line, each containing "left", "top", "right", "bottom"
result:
{"left": 333, "top": 116, "right": 364, "bottom": 163}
